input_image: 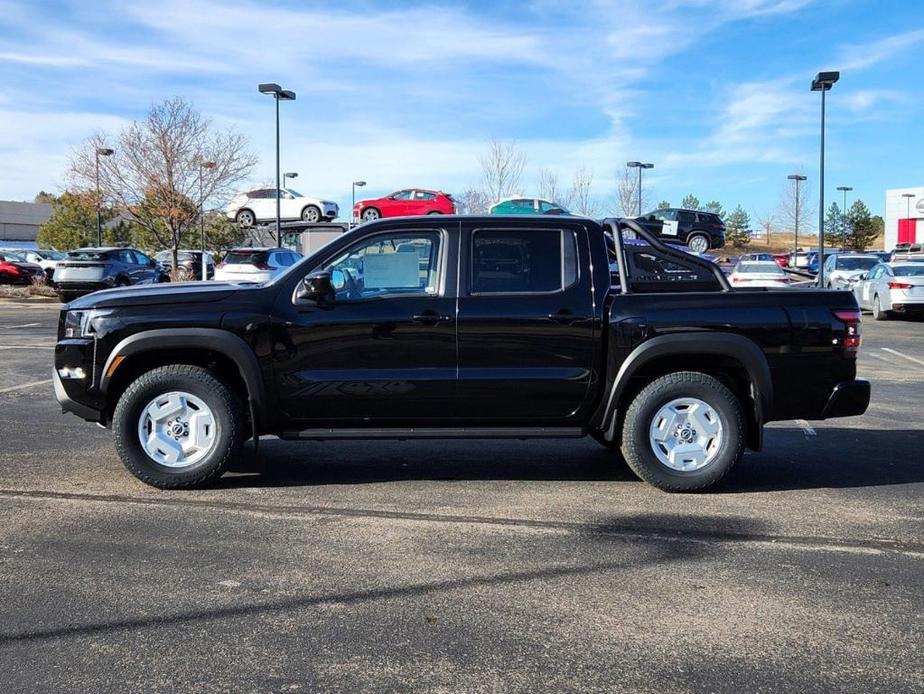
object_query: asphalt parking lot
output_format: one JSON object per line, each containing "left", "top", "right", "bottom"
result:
{"left": 0, "top": 301, "right": 921, "bottom": 693}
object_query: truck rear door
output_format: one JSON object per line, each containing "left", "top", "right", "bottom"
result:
{"left": 456, "top": 220, "right": 596, "bottom": 421}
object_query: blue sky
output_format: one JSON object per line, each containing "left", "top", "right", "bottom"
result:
{"left": 0, "top": 0, "right": 921, "bottom": 221}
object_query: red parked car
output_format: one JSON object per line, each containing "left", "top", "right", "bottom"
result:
{"left": 0, "top": 251, "right": 45, "bottom": 285}
{"left": 353, "top": 188, "right": 456, "bottom": 222}
{"left": 772, "top": 253, "right": 790, "bottom": 268}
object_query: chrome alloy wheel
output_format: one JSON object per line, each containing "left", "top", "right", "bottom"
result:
{"left": 687, "top": 235, "right": 709, "bottom": 253}
{"left": 137, "top": 391, "right": 217, "bottom": 468}
{"left": 648, "top": 397, "right": 723, "bottom": 471}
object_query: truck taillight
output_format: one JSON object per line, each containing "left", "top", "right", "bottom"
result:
{"left": 832, "top": 309, "right": 861, "bottom": 357}
{"left": 888, "top": 281, "right": 911, "bottom": 289}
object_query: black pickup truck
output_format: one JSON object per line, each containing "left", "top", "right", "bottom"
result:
{"left": 53, "top": 216, "right": 870, "bottom": 491}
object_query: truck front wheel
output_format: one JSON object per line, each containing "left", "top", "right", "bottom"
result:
{"left": 112, "top": 365, "right": 244, "bottom": 489}
{"left": 621, "top": 371, "right": 745, "bottom": 492}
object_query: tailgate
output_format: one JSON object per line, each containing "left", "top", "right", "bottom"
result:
{"left": 54, "top": 261, "right": 108, "bottom": 282}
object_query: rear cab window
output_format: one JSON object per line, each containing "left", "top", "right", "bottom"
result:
{"left": 470, "top": 229, "right": 579, "bottom": 294}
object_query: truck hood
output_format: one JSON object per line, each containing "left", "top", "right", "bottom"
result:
{"left": 65, "top": 282, "right": 258, "bottom": 310}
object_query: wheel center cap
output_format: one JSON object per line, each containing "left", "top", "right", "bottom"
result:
{"left": 171, "top": 423, "right": 185, "bottom": 436}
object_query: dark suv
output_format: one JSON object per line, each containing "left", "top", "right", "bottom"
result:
{"left": 53, "top": 247, "right": 168, "bottom": 302}
{"left": 635, "top": 208, "right": 726, "bottom": 252}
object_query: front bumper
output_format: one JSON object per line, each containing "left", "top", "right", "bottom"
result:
{"left": 54, "top": 338, "right": 104, "bottom": 422}
{"left": 820, "top": 379, "right": 871, "bottom": 419}
{"left": 321, "top": 202, "right": 339, "bottom": 219}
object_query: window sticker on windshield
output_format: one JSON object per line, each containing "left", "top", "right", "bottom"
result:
{"left": 364, "top": 253, "right": 420, "bottom": 289}
{"left": 662, "top": 220, "right": 679, "bottom": 236}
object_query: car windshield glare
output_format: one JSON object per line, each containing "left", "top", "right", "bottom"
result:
{"left": 737, "top": 263, "right": 783, "bottom": 274}
{"left": 894, "top": 266, "right": 924, "bottom": 277}
{"left": 837, "top": 257, "right": 878, "bottom": 271}
{"left": 67, "top": 250, "right": 107, "bottom": 260}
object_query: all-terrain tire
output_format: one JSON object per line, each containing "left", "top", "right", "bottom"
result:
{"left": 112, "top": 364, "right": 244, "bottom": 489}
{"left": 620, "top": 371, "right": 745, "bottom": 492}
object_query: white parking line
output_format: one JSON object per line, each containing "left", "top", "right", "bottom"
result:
{"left": 795, "top": 419, "right": 816, "bottom": 437}
{"left": 0, "top": 323, "right": 41, "bottom": 329}
{"left": 0, "top": 378, "right": 52, "bottom": 395}
{"left": 0, "top": 345, "right": 55, "bottom": 350}
{"left": 881, "top": 348, "right": 924, "bottom": 368}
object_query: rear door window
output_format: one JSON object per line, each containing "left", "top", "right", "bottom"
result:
{"left": 471, "top": 230, "right": 578, "bottom": 294}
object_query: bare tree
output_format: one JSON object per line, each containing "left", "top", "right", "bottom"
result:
{"left": 70, "top": 97, "right": 257, "bottom": 270}
{"left": 568, "top": 166, "right": 598, "bottom": 216}
{"left": 753, "top": 209, "right": 775, "bottom": 245}
{"left": 455, "top": 187, "right": 491, "bottom": 215}
{"left": 614, "top": 166, "right": 649, "bottom": 217}
{"left": 538, "top": 168, "right": 570, "bottom": 207}
{"left": 776, "top": 174, "right": 815, "bottom": 246}
{"left": 479, "top": 139, "right": 526, "bottom": 204}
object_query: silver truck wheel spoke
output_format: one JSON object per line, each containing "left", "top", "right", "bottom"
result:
{"left": 138, "top": 391, "right": 217, "bottom": 468}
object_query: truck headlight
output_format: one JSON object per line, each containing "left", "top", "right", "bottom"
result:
{"left": 64, "top": 310, "right": 108, "bottom": 338}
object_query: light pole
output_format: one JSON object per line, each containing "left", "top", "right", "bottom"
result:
{"left": 283, "top": 172, "right": 298, "bottom": 192}
{"left": 787, "top": 174, "right": 807, "bottom": 256}
{"left": 199, "top": 160, "right": 216, "bottom": 281}
{"left": 352, "top": 180, "right": 366, "bottom": 227}
{"left": 811, "top": 71, "right": 839, "bottom": 287}
{"left": 626, "top": 161, "right": 653, "bottom": 216}
{"left": 836, "top": 185, "right": 852, "bottom": 248}
{"left": 258, "top": 83, "right": 296, "bottom": 247}
{"left": 94, "top": 147, "right": 114, "bottom": 246}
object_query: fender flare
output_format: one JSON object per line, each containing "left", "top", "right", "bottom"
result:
{"left": 99, "top": 328, "right": 267, "bottom": 430}
{"left": 600, "top": 332, "right": 772, "bottom": 448}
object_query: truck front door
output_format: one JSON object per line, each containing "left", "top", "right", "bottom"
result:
{"left": 456, "top": 221, "right": 596, "bottom": 422}
{"left": 273, "top": 226, "right": 458, "bottom": 423}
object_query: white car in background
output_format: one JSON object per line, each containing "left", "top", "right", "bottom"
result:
{"left": 819, "top": 253, "right": 879, "bottom": 289}
{"left": 214, "top": 247, "right": 302, "bottom": 283}
{"left": 853, "top": 262, "right": 924, "bottom": 320}
{"left": 0, "top": 248, "right": 65, "bottom": 282}
{"left": 225, "top": 188, "right": 339, "bottom": 226}
{"left": 729, "top": 261, "right": 792, "bottom": 288}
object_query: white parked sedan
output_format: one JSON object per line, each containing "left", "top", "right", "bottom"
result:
{"left": 820, "top": 253, "right": 879, "bottom": 289}
{"left": 853, "top": 262, "right": 924, "bottom": 320}
{"left": 214, "top": 247, "right": 302, "bottom": 283}
{"left": 225, "top": 188, "right": 339, "bottom": 226}
{"left": 729, "top": 261, "right": 792, "bottom": 288}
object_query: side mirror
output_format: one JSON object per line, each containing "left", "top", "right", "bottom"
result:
{"left": 296, "top": 271, "right": 335, "bottom": 305}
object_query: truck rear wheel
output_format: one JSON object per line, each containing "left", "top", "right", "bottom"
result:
{"left": 621, "top": 371, "right": 745, "bottom": 492}
{"left": 112, "top": 365, "right": 244, "bottom": 489}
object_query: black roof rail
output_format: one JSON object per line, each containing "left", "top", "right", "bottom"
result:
{"left": 602, "top": 217, "right": 731, "bottom": 292}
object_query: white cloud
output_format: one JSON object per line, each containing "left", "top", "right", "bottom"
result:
{"left": 835, "top": 28, "right": 924, "bottom": 71}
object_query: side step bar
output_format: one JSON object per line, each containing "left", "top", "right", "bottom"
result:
{"left": 281, "top": 427, "right": 585, "bottom": 441}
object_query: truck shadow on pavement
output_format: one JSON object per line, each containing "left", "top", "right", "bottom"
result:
{"left": 0, "top": 512, "right": 767, "bottom": 645}
{"left": 219, "top": 427, "right": 924, "bottom": 493}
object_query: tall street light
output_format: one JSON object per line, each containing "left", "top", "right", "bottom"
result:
{"left": 811, "top": 70, "right": 839, "bottom": 287}
{"left": 283, "top": 172, "right": 298, "bottom": 192}
{"left": 258, "top": 83, "right": 296, "bottom": 247}
{"left": 626, "top": 161, "right": 653, "bottom": 216}
{"left": 199, "top": 160, "right": 216, "bottom": 281}
{"left": 836, "top": 185, "right": 852, "bottom": 247}
{"left": 352, "top": 180, "right": 366, "bottom": 227}
{"left": 94, "top": 147, "right": 114, "bottom": 246}
{"left": 787, "top": 174, "right": 807, "bottom": 255}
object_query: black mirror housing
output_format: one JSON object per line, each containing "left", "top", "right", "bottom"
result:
{"left": 297, "top": 271, "right": 335, "bottom": 305}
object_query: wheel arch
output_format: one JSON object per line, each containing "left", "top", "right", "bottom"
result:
{"left": 598, "top": 332, "right": 772, "bottom": 451}
{"left": 99, "top": 328, "right": 267, "bottom": 433}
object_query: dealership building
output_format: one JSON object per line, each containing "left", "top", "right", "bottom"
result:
{"left": 0, "top": 199, "right": 52, "bottom": 249}
{"left": 884, "top": 187, "right": 924, "bottom": 250}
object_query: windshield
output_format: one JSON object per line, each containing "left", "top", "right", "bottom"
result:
{"left": 0, "top": 252, "right": 25, "bottom": 262}
{"left": 285, "top": 189, "right": 303, "bottom": 198}
{"left": 894, "top": 265, "right": 924, "bottom": 277}
{"left": 736, "top": 262, "right": 783, "bottom": 275}
{"left": 836, "top": 257, "right": 877, "bottom": 271}
{"left": 67, "top": 250, "right": 109, "bottom": 261}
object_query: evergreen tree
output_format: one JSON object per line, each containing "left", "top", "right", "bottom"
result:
{"left": 681, "top": 194, "right": 701, "bottom": 210}
{"left": 823, "top": 201, "right": 844, "bottom": 247}
{"left": 725, "top": 205, "right": 751, "bottom": 247}
{"left": 704, "top": 200, "right": 725, "bottom": 220}
{"left": 657, "top": 200, "right": 671, "bottom": 209}
{"left": 36, "top": 192, "right": 116, "bottom": 250}
{"left": 845, "top": 200, "right": 877, "bottom": 251}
